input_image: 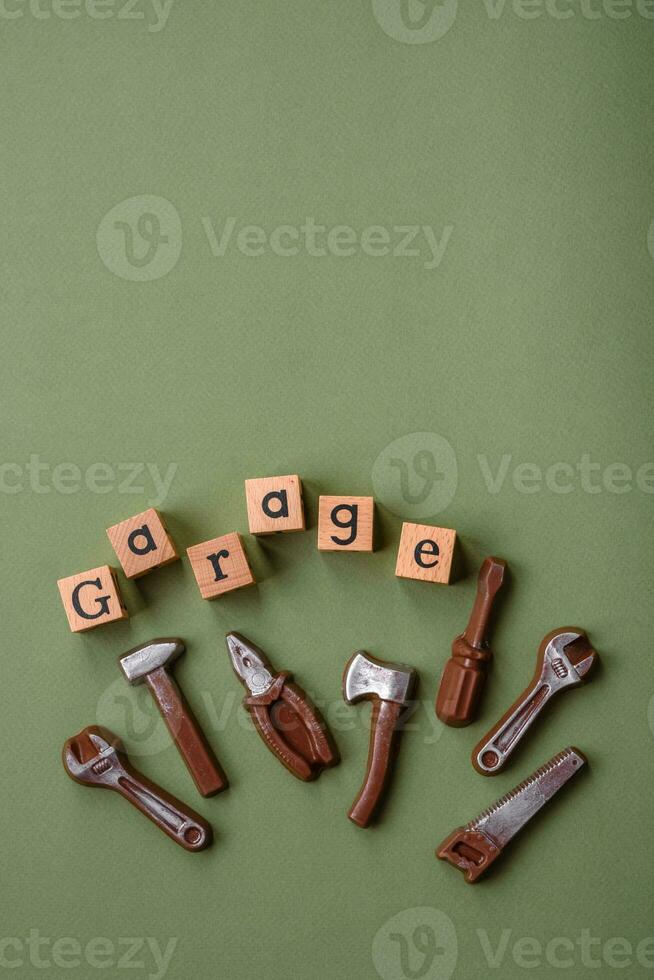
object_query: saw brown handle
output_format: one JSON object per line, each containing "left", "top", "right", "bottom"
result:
{"left": 348, "top": 699, "right": 403, "bottom": 828}
{"left": 146, "top": 668, "right": 227, "bottom": 797}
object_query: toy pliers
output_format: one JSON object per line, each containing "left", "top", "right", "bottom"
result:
{"left": 225, "top": 632, "right": 339, "bottom": 781}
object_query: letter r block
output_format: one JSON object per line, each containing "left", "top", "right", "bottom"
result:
{"left": 57, "top": 565, "right": 129, "bottom": 632}
{"left": 245, "top": 475, "right": 305, "bottom": 534}
{"left": 106, "top": 508, "right": 179, "bottom": 578}
{"left": 186, "top": 533, "right": 256, "bottom": 598}
{"left": 395, "top": 522, "right": 457, "bottom": 584}
{"left": 317, "top": 495, "right": 374, "bottom": 552}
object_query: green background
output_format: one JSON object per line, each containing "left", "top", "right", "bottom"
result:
{"left": 2, "top": 2, "right": 653, "bottom": 978}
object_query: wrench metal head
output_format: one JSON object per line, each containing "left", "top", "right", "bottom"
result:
{"left": 540, "top": 628, "right": 598, "bottom": 686}
{"left": 62, "top": 726, "right": 123, "bottom": 786}
{"left": 225, "top": 633, "right": 275, "bottom": 696}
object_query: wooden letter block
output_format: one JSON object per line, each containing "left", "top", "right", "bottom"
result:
{"left": 187, "top": 533, "right": 255, "bottom": 599}
{"left": 57, "top": 565, "right": 129, "bottom": 633}
{"left": 395, "top": 523, "right": 457, "bottom": 584}
{"left": 317, "top": 496, "right": 374, "bottom": 552}
{"left": 245, "top": 475, "right": 305, "bottom": 534}
{"left": 106, "top": 508, "right": 179, "bottom": 578}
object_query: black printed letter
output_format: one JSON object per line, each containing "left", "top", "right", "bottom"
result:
{"left": 262, "top": 490, "right": 289, "bottom": 519}
{"left": 127, "top": 524, "right": 157, "bottom": 556}
{"left": 71, "top": 578, "right": 111, "bottom": 620}
{"left": 330, "top": 504, "right": 358, "bottom": 546}
{"left": 414, "top": 539, "right": 439, "bottom": 568}
{"left": 207, "top": 550, "right": 230, "bottom": 581}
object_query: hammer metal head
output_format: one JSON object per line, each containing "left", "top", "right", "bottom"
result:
{"left": 119, "top": 638, "right": 185, "bottom": 684}
{"left": 343, "top": 651, "right": 416, "bottom": 706}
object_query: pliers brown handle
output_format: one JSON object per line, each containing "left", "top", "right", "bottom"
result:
{"left": 226, "top": 632, "right": 339, "bottom": 781}
{"left": 244, "top": 673, "right": 338, "bottom": 781}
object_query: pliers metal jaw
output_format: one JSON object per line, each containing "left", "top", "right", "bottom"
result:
{"left": 226, "top": 633, "right": 339, "bottom": 781}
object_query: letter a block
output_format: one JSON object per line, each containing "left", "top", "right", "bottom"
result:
{"left": 245, "top": 475, "right": 305, "bottom": 534}
{"left": 395, "top": 522, "right": 457, "bottom": 584}
{"left": 317, "top": 496, "right": 374, "bottom": 552}
{"left": 106, "top": 508, "right": 179, "bottom": 578}
{"left": 187, "top": 533, "right": 255, "bottom": 599}
{"left": 57, "top": 565, "right": 129, "bottom": 633}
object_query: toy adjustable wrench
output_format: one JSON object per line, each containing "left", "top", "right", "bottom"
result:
{"left": 472, "top": 627, "right": 598, "bottom": 775}
{"left": 62, "top": 726, "right": 212, "bottom": 851}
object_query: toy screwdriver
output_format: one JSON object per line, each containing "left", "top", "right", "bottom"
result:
{"left": 436, "top": 557, "right": 507, "bottom": 726}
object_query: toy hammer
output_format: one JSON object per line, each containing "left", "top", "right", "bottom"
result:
{"left": 119, "top": 638, "right": 227, "bottom": 797}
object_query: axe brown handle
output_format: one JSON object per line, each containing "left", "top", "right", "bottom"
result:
{"left": 348, "top": 699, "right": 403, "bottom": 828}
{"left": 145, "top": 668, "right": 228, "bottom": 797}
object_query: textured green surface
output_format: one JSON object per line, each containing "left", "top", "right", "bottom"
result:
{"left": 1, "top": 3, "right": 653, "bottom": 979}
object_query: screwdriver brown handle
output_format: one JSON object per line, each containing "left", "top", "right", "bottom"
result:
{"left": 146, "top": 668, "right": 228, "bottom": 797}
{"left": 348, "top": 699, "right": 403, "bottom": 828}
{"left": 113, "top": 763, "right": 212, "bottom": 852}
{"left": 436, "top": 557, "right": 507, "bottom": 727}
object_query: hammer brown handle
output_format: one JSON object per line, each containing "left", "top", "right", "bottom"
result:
{"left": 348, "top": 699, "right": 403, "bottom": 828}
{"left": 146, "top": 668, "right": 228, "bottom": 797}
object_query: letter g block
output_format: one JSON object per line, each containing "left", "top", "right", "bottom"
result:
{"left": 57, "top": 565, "right": 129, "bottom": 632}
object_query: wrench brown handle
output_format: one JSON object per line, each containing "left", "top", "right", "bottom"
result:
{"left": 348, "top": 699, "right": 403, "bottom": 828}
{"left": 146, "top": 668, "right": 228, "bottom": 797}
{"left": 472, "top": 680, "right": 553, "bottom": 774}
{"left": 113, "top": 764, "right": 212, "bottom": 852}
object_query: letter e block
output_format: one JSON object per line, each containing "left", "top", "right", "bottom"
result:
{"left": 245, "top": 475, "right": 305, "bottom": 534}
{"left": 317, "top": 496, "right": 374, "bottom": 552}
{"left": 106, "top": 508, "right": 179, "bottom": 578}
{"left": 57, "top": 565, "right": 129, "bottom": 633}
{"left": 395, "top": 523, "right": 457, "bottom": 584}
{"left": 186, "top": 533, "right": 255, "bottom": 598}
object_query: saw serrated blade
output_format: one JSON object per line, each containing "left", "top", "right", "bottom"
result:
{"left": 470, "top": 747, "right": 586, "bottom": 849}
